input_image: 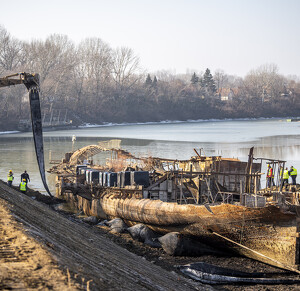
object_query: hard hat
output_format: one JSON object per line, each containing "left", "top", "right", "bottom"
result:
{"left": 23, "top": 179, "right": 26, "bottom": 181}
{"left": 9, "top": 170, "right": 12, "bottom": 172}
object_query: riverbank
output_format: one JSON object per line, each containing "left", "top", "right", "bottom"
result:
{"left": 2, "top": 180, "right": 300, "bottom": 290}
{"left": 0, "top": 189, "right": 79, "bottom": 290}
{"left": 0, "top": 181, "right": 206, "bottom": 290}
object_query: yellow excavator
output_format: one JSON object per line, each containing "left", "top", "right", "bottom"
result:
{"left": 0, "top": 72, "right": 52, "bottom": 196}
{"left": 0, "top": 72, "right": 40, "bottom": 89}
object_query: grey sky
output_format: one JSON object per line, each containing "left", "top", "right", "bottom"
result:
{"left": 1, "top": 0, "right": 299, "bottom": 77}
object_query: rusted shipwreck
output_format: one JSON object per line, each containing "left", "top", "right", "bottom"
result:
{"left": 51, "top": 141, "right": 300, "bottom": 273}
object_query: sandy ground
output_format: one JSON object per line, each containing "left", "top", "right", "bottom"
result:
{"left": 0, "top": 198, "right": 80, "bottom": 290}
{"left": 0, "top": 181, "right": 209, "bottom": 291}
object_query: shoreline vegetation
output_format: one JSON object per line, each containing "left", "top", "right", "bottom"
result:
{"left": 1, "top": 25, "right": 300, "bottom": 132}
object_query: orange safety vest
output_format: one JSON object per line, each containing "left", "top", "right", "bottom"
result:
{"left": 267, "top": 167, "right": 273, "bottom": 178}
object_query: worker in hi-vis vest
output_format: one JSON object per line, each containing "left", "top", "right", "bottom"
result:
{"left": 266, "top": 164, "right": 274, "bottom": 188}
{"left": 7, "top": 170, "right": 14, "bottom": 187}
{"left": 289, "top": 166, "right": 297, "bottom": 185}
{"left": 279, "top": 166, "right": 283, "bottom": 181}
{"left": 282, "top": 167, "right": 290, "bottom": 186}
{"left": 19, "top": 178, "right": 27, "bottom": 193}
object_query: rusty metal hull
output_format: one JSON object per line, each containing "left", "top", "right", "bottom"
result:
{"left": 88, "top": 193, "right": 300, "bottom": 271}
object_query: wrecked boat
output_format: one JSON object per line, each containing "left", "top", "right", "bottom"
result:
{"left": 50, "top": 140, "right": 300, "bottom": 273}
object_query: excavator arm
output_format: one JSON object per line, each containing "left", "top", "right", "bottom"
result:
{"left": 0, "top": 72, "right": 39, "bottom": 89}
{"left": 0, "top": 72, "right": 52, "bottom": 197}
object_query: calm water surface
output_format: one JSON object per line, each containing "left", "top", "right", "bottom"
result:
{"left": 0, "top": 119, "right": 299, "bottom": 194}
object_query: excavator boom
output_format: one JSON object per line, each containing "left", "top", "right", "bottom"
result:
{"left": 0, "top": 72, "right": 39, "bottom": 89}
{"left": 0, "top": 72, "right": 52, "bottom": 197}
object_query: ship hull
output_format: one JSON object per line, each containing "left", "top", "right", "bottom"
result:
{"left": 60, "top": 190, "right": 300, "bottom": 272}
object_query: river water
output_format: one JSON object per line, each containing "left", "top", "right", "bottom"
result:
{"left": 0, "top": 118, "right": 299, "bottom": 194}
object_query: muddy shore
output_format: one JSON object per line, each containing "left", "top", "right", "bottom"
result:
{"left": 1, "top": 181, "right": 300, "bottom": 290}
{"left": 0, "top": 198, "right": 81, "bottom": 290}
{"left": 0, "top": 181, "right": 208, "bottom": 290}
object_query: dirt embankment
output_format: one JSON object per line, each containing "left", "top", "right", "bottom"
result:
{"left": 2, "top": 180, "right": 300, "bottom": 291}
{"left": 0, "top": 181, "right": 208, "bottom": 291}
{"left": 0, "top": 197, "right": 80, "bottom": 290}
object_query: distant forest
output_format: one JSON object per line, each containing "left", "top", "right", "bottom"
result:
{"left": 1, "top": 25, "right": 300, "bottom": 131}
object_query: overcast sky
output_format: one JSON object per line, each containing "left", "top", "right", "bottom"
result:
{"left": 1, "top": 0, "right": 299, "bottom": 77}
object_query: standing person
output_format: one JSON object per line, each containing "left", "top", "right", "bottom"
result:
{"left": 7, "top": 170, "right": 14, "bottom": 187}
{"left": 283, "top": 167, "right": 289, "bottom": 186}
{"left": 289, "top": 166, "right": 297, "bottom": 185}
{"left": 266, "top": 164, "right": 273, "bottom": 188}
{"left": 19, "top": 178, "right": 27, "bottom": 194}
{"left": 279, "top": 166, "right": 283, "bottom": 185}
{"left": 21, "top": 170, "right": 30, "bottom": 183}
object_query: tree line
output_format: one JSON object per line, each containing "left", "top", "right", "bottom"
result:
{"left": 0, "top": 25, "right": 300, "bottom": 131}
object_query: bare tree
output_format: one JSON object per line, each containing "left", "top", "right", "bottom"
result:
{"left": 112, "top": 47, "right": 141, "bottom": 92}
{"left": 243, "top": 63, "right": 285, "bottom": 101}
{"left": 214, "top": 69, "right": 228, "bottom": 92}
{"left": 73, "top": 38, "right": 112, "bottom": 114}
{"left": 77, "top": 38, "right": 112, "bottom": 90}
{"left": 0, "top": 25, "right": 24, "bottom": 73}
{"left": 23, "top": 34, "right": 76, "bottom": 103}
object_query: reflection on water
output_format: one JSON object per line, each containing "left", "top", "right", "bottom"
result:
{"left": 0, "top": 119, "right": 299, "bottom": 194}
